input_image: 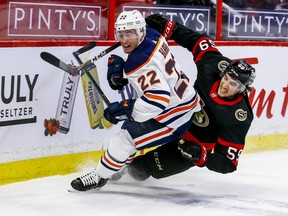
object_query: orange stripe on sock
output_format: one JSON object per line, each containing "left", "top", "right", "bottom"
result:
{"left": 103, "top": 153, "right": 123, "bottom": 169}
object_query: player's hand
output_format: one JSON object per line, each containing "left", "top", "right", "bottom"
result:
{"left": 103, "top": 99, "right": 135, "bottom": 125}
{"left": 177, "top": 139, "right": 207, "bottom": 167}
{"left": 107, "top": 55, "right": 128, "bottom": 90}
{"left": 145, "top": 14, "right": 176, "bottom": 40}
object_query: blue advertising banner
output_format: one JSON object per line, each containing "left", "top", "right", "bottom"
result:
{"left": 227, "top": 9, "right": 288, "bottom": 40}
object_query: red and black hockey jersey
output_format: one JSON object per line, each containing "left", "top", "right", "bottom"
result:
{"left": 173, "top": 23, "right": 254, "bottom": 173}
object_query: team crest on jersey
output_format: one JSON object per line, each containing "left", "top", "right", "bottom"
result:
{"left": 218, "top": 60, "right": 230, "bottom": 72}
{"left": 192, "top": 100, "right": 209, "bottom": 127}
{"left": 235, "top": 109, "right": 247, "bottom": 121}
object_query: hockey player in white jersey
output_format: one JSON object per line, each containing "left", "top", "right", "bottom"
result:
{"left": 71, "top": 10, "right": 201, "bottom": 191}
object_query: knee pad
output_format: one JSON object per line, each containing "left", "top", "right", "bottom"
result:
{"left": 127, "top": 156, "right": 150, "bottom": 181}
{"left": 129, "top": 141, "right": 194, "bottom": 180}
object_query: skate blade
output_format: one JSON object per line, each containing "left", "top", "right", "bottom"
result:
{"left": 68, "top": 187, "right": 102, "bottom": 193}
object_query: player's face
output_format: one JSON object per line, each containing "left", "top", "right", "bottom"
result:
{"left": 218, "top": 73, "right": 242, "bottom": 98}
{"left": 116, "top": 29, "right": 139, "bottom": 54}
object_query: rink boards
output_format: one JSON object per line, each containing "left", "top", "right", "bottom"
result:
{"left": 0, "top": 44, "right": 287, "bottom": 185}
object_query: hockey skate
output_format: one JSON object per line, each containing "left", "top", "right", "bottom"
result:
{"left": 71, "top": 170, "right": 108, "bottom": 191}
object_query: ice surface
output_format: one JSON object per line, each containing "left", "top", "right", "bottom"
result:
{"left": 0, "top": 150, "right": 288, "bottom": 216}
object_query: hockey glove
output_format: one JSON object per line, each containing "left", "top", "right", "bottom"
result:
{"left": 177, "top": 139, "right": 207, "bottom": 167}
{"left": 107, "top": 55, "right": 128, "bottom": 90}
{"left": 103, "top": 99, "right": 135, "bottom": 125}
{"left": 145, "top": 14, "right": 177, "bottom": 40}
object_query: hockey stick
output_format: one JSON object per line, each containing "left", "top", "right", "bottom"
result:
{"left": 40, "top": 42, "right": 121, "bottom": 75}
{"left": 72, "top": 41, "right": 111, "bottom": 106}
{"left": 73, "top": 42, "right": 128, "bottom": 121}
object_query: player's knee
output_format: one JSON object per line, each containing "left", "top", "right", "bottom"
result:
{"left": 127, "top": 156, "right": 150, "bottom": 181}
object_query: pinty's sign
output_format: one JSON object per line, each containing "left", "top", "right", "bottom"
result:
{"left": 8, "top": 2, "right": 102, "bottom": 38}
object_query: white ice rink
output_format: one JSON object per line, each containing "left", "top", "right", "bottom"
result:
{"left": 1, "top": 150, "right": 288, "bottom": 216}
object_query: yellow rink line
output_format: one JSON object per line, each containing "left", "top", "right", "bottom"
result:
{"left": 0, "top": 151, "right": 104, "bottom": 186}
{"left": 244, "top": 133, "right": 288, "bottom": 153}
{"left": 0, "top": 133, "right": 287, "bottom": 186}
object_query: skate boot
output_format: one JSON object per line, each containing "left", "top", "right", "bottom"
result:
{"left": 71, "top": 170, "right": 108, "bottom": 191}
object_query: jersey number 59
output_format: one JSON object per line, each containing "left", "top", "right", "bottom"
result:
{"left": 227, "top": 147, "right": 243, "bottom": 161}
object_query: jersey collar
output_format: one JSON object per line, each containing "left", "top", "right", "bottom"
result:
{"left": 210, "top": 80, "right": 243, "bottom": 105}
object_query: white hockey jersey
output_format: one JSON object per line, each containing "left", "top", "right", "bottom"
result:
{"left": 124, "top": 28, "right": 200, "bottom": 129}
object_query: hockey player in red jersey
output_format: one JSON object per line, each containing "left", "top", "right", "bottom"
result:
{"left": 123, "top": 14, "right": 256, "bottom": 181}
{"left": 70, "top": 11, "right": 201, "bottom": 191}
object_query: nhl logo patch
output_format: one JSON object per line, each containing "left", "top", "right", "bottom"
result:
{"left": 235, "top": 109, "right": 247, "bottom": 121}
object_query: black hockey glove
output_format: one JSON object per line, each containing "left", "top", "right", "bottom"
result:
{"left": 107, "top": 55, "right": 128, "bottom": 90}
{"left": 145, "top": 14, "right": 178, "bottom": 40}
{"left": 177, "top": 139, "right": 207, "bottom": 167}
{"left": 103, "top": 99, "right": 135, "bottom": 125}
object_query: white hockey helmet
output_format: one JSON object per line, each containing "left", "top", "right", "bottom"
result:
{"left": 115, "top": 10, "right": 146, "bottom": 42}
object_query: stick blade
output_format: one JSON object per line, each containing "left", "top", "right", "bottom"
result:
{"left": 40, "top": 52, "right": 60, "bottom": 67}
{"left": 74, "top": 41, "right": 97, "bottom": 56}
{"left": 40, "top": 52, "right": 79, "bottom": 75}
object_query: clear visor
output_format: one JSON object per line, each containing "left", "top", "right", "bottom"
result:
{"left": 226, "top": 72, "right": 246, "bottom": 92}
{"left": 115, "top": 31, "right": 139, "bottom": 41}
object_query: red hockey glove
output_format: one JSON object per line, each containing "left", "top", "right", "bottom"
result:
{"left": 107, "top": 55, "right": 128, "bottom": 90}
{"left": 177, "top": 139, "right": 207, "bottom": 167}
{"left": 145, "top": 14, "right": 177, "bottom": 40}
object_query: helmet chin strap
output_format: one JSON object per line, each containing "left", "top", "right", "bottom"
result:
{"left": 137, "top": 32, "right": 146, "bottom": 46}
{"left": 234, "top": 85, "right": 248, "bottom": 97}
{"left": 238, "top": 85, "right": 246, "bottom": 94}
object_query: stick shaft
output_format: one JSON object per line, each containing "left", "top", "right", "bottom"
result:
{"left": 73, "top": 43, "right": 111, "bottom": 106}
